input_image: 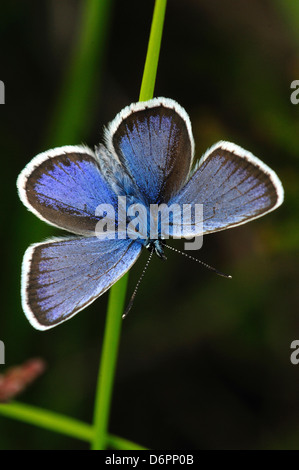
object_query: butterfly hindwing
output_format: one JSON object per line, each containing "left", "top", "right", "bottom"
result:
{"left": 22, "top": 236, "right": 142, "bottom": 330}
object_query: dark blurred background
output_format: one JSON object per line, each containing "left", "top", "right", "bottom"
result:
{"left": 0, "top": 0, "right": 299, "bottom": 449}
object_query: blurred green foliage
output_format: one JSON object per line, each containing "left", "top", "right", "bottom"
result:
{"left": 0, "top": 0, "right": 298, "bottom": 449}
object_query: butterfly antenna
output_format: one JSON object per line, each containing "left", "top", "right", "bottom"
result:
{"left": 163, "top": 243, "right": 232, "bottom": 279}
{"left": 122, "top": 247, "right": 154, "bottom": 319}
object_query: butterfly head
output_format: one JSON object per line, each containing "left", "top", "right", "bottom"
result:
{"left": 145, "top": 238, "right": 167, "bottom": 260}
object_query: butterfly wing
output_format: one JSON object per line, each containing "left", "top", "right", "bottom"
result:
{"left": 167, "top": 141, "right": 284, "bottom": 238}
{"left": 22, "top": 236, "right": 142, "bottom": 330}
{"left": 17, "top": 145, "right": 117, "bottom": 235}
{"left": 105, "top": 98, "right": 194, "bottom": 204}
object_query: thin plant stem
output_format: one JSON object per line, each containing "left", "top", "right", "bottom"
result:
{"left": 91, "top": 0, "right": 167, "bottom": 450}
{"left": 139, "top": 0, "right": 167, "bottom": 102}
{"left": 107, "top": 433, "right": 147, "bottom": 450}
{"left": 0, "top": 401, "right": 93, "bottom": 442}
{"left": 0, "top": 402, "right": 146, "bottom": 449}
{"left": 91, "top": 276, "right": 129, "bottom": 450}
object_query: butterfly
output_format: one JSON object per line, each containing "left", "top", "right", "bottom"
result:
{"left": 17, "top": 97, "right": 284, "bottom": 330}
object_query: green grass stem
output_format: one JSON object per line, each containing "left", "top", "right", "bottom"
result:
{"left": 91, "top": 0, "right": 167, "bottom": 450}
{"left": 0, "top": 402, "right": 146, "bottom": 449}
{"left": 0, "top": 401, "right": 93, "bottom": 442}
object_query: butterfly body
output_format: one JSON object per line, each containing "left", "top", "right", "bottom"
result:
{"left": 17, "top": 97, "right": 284, "bottom": 330}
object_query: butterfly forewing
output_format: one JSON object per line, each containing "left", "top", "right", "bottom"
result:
{"left": 17, "top": 146, "right": 117, "bottom": 235}
{"left": 167, "top": 141, "right": 284, "bottom": 237}
{"left": 106, "top": 98, "right": 194, "bottom": 204}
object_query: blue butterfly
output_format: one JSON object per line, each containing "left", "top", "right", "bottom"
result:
{"left": 17, "top": 97, "right": 284, "bottom": 330}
